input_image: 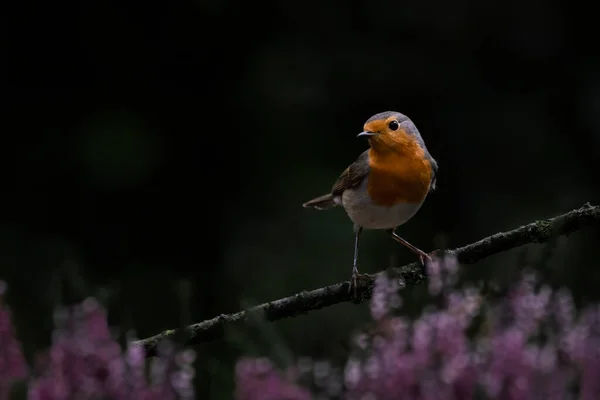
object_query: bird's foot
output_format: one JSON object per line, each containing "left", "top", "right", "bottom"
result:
{"left": 349, "top": 266, "right": 367, "bottom": 302}
{"left": 418, "top": 249, "right": 439, "bottom": 267}
{"left": 419, "top": 250, "right": 439, "bottom": 267}
{"left": 419, "top": 253, "right": 432, "bottom": 267}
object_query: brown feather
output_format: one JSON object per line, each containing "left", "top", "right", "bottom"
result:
{"left": 302, "top": 194, "right": 336, "bottom": 210}
{"left": 331, "top": 150, "right": 370, "bottom": 196}
{"left": 302, "top": 151, "right": 370, "bottom": 210}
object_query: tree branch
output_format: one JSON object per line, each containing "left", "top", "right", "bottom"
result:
{"left": 135, "top": 203, "right": 600, "bottom": 357}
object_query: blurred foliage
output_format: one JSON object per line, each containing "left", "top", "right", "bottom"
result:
{"left": 5, "top": 0, "right": 600, "bottom": 398}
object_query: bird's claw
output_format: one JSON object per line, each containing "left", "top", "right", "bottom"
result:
{"left": 419, "top": 250, "right": 439, "bottom": 267}
{"left": 419, "top": 254, "right": 431, "bottom": 266}
{"left": 349, "top": 266, "right": 365, "bottom": 302}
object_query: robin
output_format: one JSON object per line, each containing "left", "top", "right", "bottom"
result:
{"left": 303, "top": 111, "right": 438, "bottom": 297}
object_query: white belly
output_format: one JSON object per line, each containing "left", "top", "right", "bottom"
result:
{"left": 338, "top": 180, "right": 425, "bottom": 230}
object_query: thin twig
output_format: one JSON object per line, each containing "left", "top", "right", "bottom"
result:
{"left": 135, "top": 203, "right": 599, "bottom": 357}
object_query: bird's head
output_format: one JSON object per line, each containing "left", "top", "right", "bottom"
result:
{"left": 357, "top": 111, "right": 426, "bottom": 152}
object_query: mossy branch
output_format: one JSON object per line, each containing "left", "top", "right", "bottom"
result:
{"left": 135, "top": 203, "right": 600, "bottom": 357}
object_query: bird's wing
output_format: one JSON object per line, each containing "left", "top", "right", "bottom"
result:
{"left": 427, "top": 154, "right": 438, "bottom": 192}
{"left": 331, "top": 150, "right": 371, "bottom": 196}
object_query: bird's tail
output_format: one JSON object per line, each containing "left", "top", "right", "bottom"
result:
{"left": 302, "top": 193, "right": 337, "bottom": 210}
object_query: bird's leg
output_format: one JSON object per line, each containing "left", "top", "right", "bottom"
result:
{"left": 349, "top": 226, "right": 364, "bottom": 298}
{"left": 388, "top": 229, "right": 432, "bottom": 266}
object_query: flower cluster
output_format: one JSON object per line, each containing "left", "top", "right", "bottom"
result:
{"left": 0, "top": 281, "right": 195, "bottom": 400}
{"left": 3, "top": 250, "right": 600, "bottom": 399}
{"left": 235, "top": 254, "right": 600, "bottom": 400}
{"left": 235, "top": 357, "right": 313, "bottom": 400}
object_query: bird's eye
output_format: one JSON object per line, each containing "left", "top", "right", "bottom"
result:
{"left": 388, "top": 120, "right": 399, "bottom": 131}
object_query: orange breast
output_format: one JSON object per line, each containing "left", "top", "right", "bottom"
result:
{"left": 366, "top": 136, "right": 433, "bottom": 207}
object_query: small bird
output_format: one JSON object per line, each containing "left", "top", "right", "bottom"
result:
{"left": 303, "top": 111, "right": 438, "bottom": 297}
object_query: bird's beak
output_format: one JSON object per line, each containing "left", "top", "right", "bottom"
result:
{"left": 357, "top": 131, "right": 376, "bottom": 138}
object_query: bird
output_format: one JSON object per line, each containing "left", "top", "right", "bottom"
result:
{"left": 302, "top": 111, "right": 438, "bottom": 298}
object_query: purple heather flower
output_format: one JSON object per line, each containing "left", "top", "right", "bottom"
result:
{"left": 26, "top": 295, "right": 195, "bottom": 400}
{"left": 336, "top": 255, "right": 600, "bottom": 400}
{"left": 370, "top": 273, "right": 402, "bottom": 321}
{"left": 0, "top": 281, "right": 28, "bottom": 400}
{"left": 424, "top": 253, "right": 460, "bottom": 297}
{"left": 575, "top": 305, "right": 600, "bottom": 400}
{"left": 426, "top": 257, "right": 443, "bottom": 296}
{"left": 553, "top": 288, "right": 575, "bottom": 331}
{"left": 508, "top": 274, "right": 552, "bottom": 336}
{"left": 234, "top": 357, "right": 312, "bottom": 400}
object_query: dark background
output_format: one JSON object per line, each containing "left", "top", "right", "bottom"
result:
{"left": 5, "top": 0, "right": 600, "bottom": 398}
